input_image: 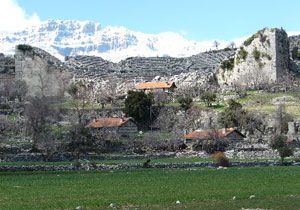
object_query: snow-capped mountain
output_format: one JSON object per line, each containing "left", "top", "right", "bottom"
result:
{"left": 0, "top": 20, "right": 231, "bottom": 62}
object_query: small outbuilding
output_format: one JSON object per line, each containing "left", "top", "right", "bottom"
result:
{"left": 183, "top": 128, "right": 245, "bottom": 144}
{"left": 87, "top": 117, "right": 138, "bottom": 138}
{"left": 135, "top": 81, "right": 176, "bottom": 93}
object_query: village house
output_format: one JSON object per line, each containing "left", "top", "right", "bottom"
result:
{"left": 87, "top": 117, "right": 138, "bottom": 138}
{"left": 183, "top": 128, "right": 245, "bottom": 146}
{"left": 135, "top": 81, "right": 176, "bottom": 93}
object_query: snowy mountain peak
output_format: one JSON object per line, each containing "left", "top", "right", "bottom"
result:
{"left": 0, "top": 19, "right": 233, "bottom": 62}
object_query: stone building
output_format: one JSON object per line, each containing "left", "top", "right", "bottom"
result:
{"left": 183, "top": 128, "right": 245, "bottom": 145}
{"left": 135, "top": 81, "right": 176, "bottom": 93}
{"left": 87, "top": 117, "right": 138, "bottom": 138}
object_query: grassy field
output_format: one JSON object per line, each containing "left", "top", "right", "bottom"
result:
{"left": 0, "top": 167, "right": 299, "bottom": 210}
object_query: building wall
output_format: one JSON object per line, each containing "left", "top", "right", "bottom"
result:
{"left": 118, "top": 120, "right": 138, "bottom": 138}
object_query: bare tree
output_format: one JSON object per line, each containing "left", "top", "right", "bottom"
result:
{"left": 213, "top": 40, "right": 220, "bottom": 50}
{"left": 274, "top": 104, "right": 292, "bottom": 135}
{"left": 24, "top": 97, "right": 54, "bottom": 150}
{"left": 228, "top": 41, "right": 236, "bottom": 49}
{"left": 67, "top": 80, "right": 93, "bottom": 125}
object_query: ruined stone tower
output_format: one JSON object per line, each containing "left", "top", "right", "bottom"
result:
{"left": 218, "top": 28, "right": 290, "bottom": 87}
{"left": 15, "top": 45, "right": 69, "bottom": 97}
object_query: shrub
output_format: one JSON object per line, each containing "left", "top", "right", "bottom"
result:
{"left": 297, "top": 50, "right": 300, "bottom": 59}
{"left": 212, "top": 152, "right": 230, "bottom": 167}
{"left": 201, "top": 91, "right": 217, "bottom": 107}
{"left": 202, "top": 139, "right": 228, "bottom": 154}
{"left": 142, "top": 159, "right": 151, "bottom": 168}
{"left": 238, "top": 47, "right": 248, "bottom": 60}
{"left": 17, "top": 44, "right": 33, "bottom": 52}
{"left": 177, "top": 95, "right": 193, "bottom": 111}
{"left": 221, "top": 58, "right": 234, "bottom": 71}
{"left": 244, "top": 34, "right": 258, "bottom": 46}
{"left": 270, "top": 135, "right": 294, "bottom": 165}
{"left": 218, "top": 99, "right": 246, "bottom": 128}
{"left": 252, "top": 48, "right": 261, "bottom": 61}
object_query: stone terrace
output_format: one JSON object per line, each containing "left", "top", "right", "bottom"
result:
{"left": 65, "top": 49, "right": 236, "bottom": 80}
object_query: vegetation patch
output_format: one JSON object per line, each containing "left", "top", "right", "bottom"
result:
{"left": 17, "top": 44, "right": 33, "bottom": 52}
{"left": 252, "top": 47, "right": 261, "bottom": 61}
{"left": 237, "top": 47, "right": 248, "bottom": 61}
{"left": 262, "top": 52, "right": 272, "bottom": 60}
{"left": 220, "top": 58, "right": 235, "bottom": 71}
{"left": 297, "top": 50, "right": 300, "bottom": 59}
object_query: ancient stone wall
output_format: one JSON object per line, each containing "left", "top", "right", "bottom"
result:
{"left": 15, "top": 46, "right": 70, "bottom": 97}
{"left": 0, "top": 53, "right": 15, "bottom": 86}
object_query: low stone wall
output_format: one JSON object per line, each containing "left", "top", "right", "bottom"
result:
{"left": 1, "top": 152, "right": 177, "bottom": 162}
{"left": 0, "top": 161, "right": 299, "bottom": 172}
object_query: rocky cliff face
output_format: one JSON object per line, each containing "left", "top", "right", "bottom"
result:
{"left": 218, "top": 28, "right": 290, "bottom": 87}
{"left": 0, "top": 53, "right": 15, "bottom": 85}
{"left": 15, "top": 46, "right": 70, "bottom": 97}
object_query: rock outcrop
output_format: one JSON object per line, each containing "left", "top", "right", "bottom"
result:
{"left": 218, "top": 28, "right": 290, "bottom": 87}
{"left": 15, "top": 45, "right": 71, "bottom": 97}
{"left": 0, "top": 53, "right": 15, "bottom": 86}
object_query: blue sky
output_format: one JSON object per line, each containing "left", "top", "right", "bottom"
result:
{"left": 7, "top": 0, "right": 300, "bottom": 40}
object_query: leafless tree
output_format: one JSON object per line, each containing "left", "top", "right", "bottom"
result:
{"left": 213, "top": 40, "right": 220, "bottom": 50}
{"left": 67, "top": 80, "right": 93, "bottom": 125}
{"left": 228, "top": 41, "right": 236, "bottom": 49}
{"left": 24, "top": 97, "right": 58, "bottom": 150}
{"left": 274, "top": 104, "right": 292, "bottom": 135}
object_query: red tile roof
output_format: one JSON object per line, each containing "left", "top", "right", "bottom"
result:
{"left": 135, "top": 81, "right": 175, "bottom": 90}
{"left": 183, "top": 128, "right": 244, "bottom": 139}
{"left": 87, "top": 117, "right": 132, "bottom": 128}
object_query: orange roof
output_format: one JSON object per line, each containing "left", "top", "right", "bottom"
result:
{"left": 87, "top": 117, "right": 133, "bottom": 128}
{"left": 183, "top": 128, "right": 244, "bottom": 139}
{"left": 135, "top": 81, "right": 175, "bottom": 90}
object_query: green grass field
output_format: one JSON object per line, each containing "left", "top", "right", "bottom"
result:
{"left": 0, "top": 167, "right": 299, "bottom": 210}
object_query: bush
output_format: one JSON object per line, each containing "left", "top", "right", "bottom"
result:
{"left": 17, "top": 44, "right": 33, "bottom": 52}
{"left": 238, "top": 47, "right": 248, "bottom": 60}
{"left": 243, "top": 34, "right": 258, "bottom": 46}
{"left": 202, "top": 139, "right": 228, "bottom": 154}
{"left": 177, "top": 95, "right": 193, "bottom": 111}
{"left": 297, "top": 50, "right": 300, "bottom": 59}
{"left": 212, "top": 152, "right": 230, "bottom": 167}
{"left": 252, "top": 48, "right": 261, "bottom": 61}
{"left": 270, "top": 135, "right": 294, "bottom": 165}
{"left": 220, "top": 58, "right": 234, "bottom": 70}
{"left": 201, "top": 91, "right": 217, "bottom": 107}
{"left": 142, "top": 159, "right": 151, "bottom": 168}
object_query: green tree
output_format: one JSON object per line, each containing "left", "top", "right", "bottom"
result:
{"left": 218, "top": 99, "right": 246, "bottom": 128}
{"left": 177, "top": 95, "right": 193, "bottom": 111}
{"left": 201, "top": 91, "right": 217, "bottom": 107}
{"left": 270, "top": 135, "right": 293, "bottom": 165}
{"left": 124, "top": 91, "right": 153, "bottom": 129}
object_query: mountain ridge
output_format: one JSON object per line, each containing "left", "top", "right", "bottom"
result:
{"left": 0, "top": 19, "right": 236, "bottom": 62}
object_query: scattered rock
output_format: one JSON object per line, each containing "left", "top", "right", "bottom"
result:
{"left": 249, "top": 195, "right": 255, "bottom": 199}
